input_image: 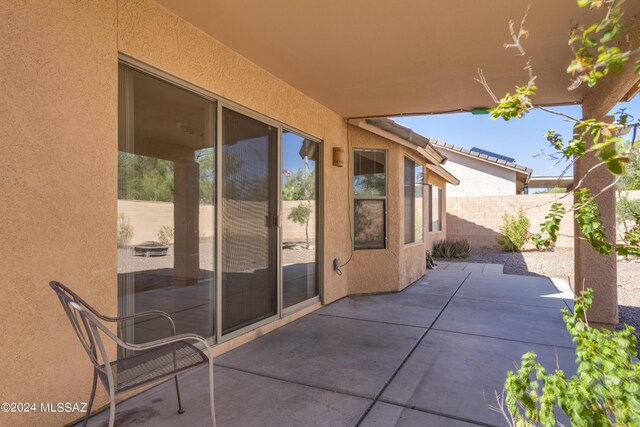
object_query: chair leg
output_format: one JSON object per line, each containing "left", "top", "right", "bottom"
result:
{"left": 108, "top": 382, "right": 116, "bottom": 427}
{"left": 82, "top": 370, "right": 98, "bottom": 427}
{"left": 174, "top": 375, "right": 185, "bottom": 414}
{"left": 208, "top": 361, "right": 216, "bottom": 427}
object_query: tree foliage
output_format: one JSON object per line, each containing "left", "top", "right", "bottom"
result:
{"left": 488, "top": 0, "right": 640, "bottom": 258}
{"left": 283, "top": 167, "right": 316, "bottom": 248}
{"left": 484, "top": 1, "right": 640, "bottom": 424}
{"left": 617, "top": 139, "right": 640, "bottom": 191}
{"left": 282, "top": 168, "right": 316, "bottom": 201}
{"left": 504, "top": 290, "right": 640, "bottom": 427}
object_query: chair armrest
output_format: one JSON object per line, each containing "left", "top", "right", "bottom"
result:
{"left": 117, "top": 333, "right": 213, "bottom": 359}
{"left": 110, "top": 311, "right": 177, "bottom": 336}
{"left": 83, "top": 305, "right": 176, "bottom": 336}
{"left": 75, "top": 304, "right": 213, "bottom": 360}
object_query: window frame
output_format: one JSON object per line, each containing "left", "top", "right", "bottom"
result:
{"left": 429, "top": 183, "right": 443, "bottom": 233}
{"left": 404, "top": 156, "right": 424, "bottom": 245}
{"left": 353, "top": 148, "right": 388, "bottom": 250}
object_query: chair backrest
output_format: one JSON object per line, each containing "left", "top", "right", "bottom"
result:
{"left": 49, "top": 281, "right": 103, "bottom": 368}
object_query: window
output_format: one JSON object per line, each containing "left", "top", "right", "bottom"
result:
{"left": 404, "top": 158, "right": 424, "bottom": 244}
{"left": 353, "top": 149, "right": 386, "bottom": 249}
{"left": 429, "top": 184, "right": 443, "bottom": 232}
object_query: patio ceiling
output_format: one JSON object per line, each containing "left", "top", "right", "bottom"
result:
{"left": 156, "top": 0, "right": 640, "bottom": 118}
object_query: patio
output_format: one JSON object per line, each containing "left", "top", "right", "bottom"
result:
{"left": 80, "top": 264, "right": 576, "bottom": 427}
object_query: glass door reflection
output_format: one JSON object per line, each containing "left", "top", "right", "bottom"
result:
{"left": 282, "top": 130, "right": 319, "bottom": 308}
{"left": 221, "top": 108, "right": 278, "bottom": 335}
{"left": 117, "top": 65, "right": 215, "bottom": 344}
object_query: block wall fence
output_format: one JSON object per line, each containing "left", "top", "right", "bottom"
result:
{"left": 446, "top": 190, "right": 640, "bottom": 249}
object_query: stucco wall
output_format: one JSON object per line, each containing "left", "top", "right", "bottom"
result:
{"left": 1, "top": 1, "right": 454, "bottom": 425}
{"left": 1, "top": 1, "right": 353, "bottom": 425}
{"left": 347, "top": 130, "right": 440, "bottom": 294}
{"left": 0, "top": 2, "right": 119, "bottom": 426}
{"left": 348, "top": 127, "right": 401, "bottom": 294}
{"left": 441, "top": 150, "right": 517, "bottom": 197}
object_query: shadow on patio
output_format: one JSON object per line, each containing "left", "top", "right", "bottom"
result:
{"left": 80, "top": 267, "right": 576, "bottom": 427}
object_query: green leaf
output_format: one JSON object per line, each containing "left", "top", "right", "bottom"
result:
{"left": 607, "top": 159, "right": 623, "bottom": 175}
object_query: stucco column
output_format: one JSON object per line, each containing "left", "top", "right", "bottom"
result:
{"left": 573, "top": 23, "right": 640, "bottom": 326}
{"left": 573, "top": 112, "right": 617, "bottom": 327}
{"left": 174, "top": 158, "right": 200, "bottom": 285}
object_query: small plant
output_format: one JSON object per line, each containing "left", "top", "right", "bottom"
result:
{"left": 157, "top": 225, "right": 174, "bottom": 245}
{"left": 426, "top": 250, "right": 437, "bottom": 269}
{"left": 433, "top": 239, "right": 471, "bottom": 259}
{"left": 288, "top": 201, "right": 313, "bottom": 249}
{"left": 117, "top": 213, "right": 134, "bottom": 248}
{"left": 498, "top": 208, "right": 530, "bottom": 252}
{"left": 497, "top": 289, "right": 639, "bottom": 427}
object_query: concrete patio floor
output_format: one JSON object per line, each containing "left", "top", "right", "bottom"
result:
{"left": 81, "top": 264, "right": 576, "bottom": 427}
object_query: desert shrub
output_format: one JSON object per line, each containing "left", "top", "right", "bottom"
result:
{"left": 432, "top": 239, "right": 471, "bottom": 259}
{"left": 617, "top": 196, "right": 640, "bottom": 226}
{"left": 498, "top": 208, "right": 530, "bottom": 252}
{"left": 426, "top": 250, "right": 436, "bottom": 269}
{"left": 501, "top": 289, "right": 639, "bottom": 426}
{"left": 157, "top": 225, "right": 174, "bottom": 245}
{"left": 117, "top": 213, "right": 134, "bottom": 248}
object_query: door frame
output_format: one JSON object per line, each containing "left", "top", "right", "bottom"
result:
{"left": 118, "top": 53, "right": 324, "bottom": 347}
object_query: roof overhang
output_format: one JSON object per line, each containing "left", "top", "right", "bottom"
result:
{"left": 155, "top": 0, "right": 640, "bottom": 118}
{"left": 348, "top": 118, "right": 460, "bottom": 185}
{"left": 433, "top": 142, "right": 533, "bottom": 182}
{"left": 350, "top": 118, "right": 447, "bottom": 163}
{"left": 426, "top": 163, "right": 461, "bottom": 186}
{"left": 528, "top": 175, "right": 573, "bottom": 189}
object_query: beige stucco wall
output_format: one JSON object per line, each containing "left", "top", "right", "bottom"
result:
{"left": 348, "top": 127, "right": 402, "bottom": 294}
{"left": 347, "top": 132, "right": 443, "bottom": 294}
{"left": 0, "top": 2, "right": 118, "bottom": 427}
{"left": 0, "top": 1, "right": 351, "bottom": 425}
{"left": 441, "top": 150, "right": 518, "bottom": 197}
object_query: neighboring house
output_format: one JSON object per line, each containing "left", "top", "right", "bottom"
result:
{"left": 430, "top": 141, "right": 532, "bottom": 196}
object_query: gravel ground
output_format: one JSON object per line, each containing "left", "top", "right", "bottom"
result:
{"left": 437, "top": 248, "right": 640, "bottom": 353}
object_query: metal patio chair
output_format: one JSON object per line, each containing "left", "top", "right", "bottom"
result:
{"left": 49, "top": 281, "right": 216, "bottom": 427}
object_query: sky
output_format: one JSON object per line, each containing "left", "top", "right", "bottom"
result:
{"left": 393, "top": 95, "right": 640, "bottom": 178}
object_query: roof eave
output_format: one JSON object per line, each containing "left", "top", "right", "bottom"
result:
{"left": 434, "top": 143, "right": 532, "bottom": 176}
{"left": 348, "top": 118, "right": 445, "bottom": 166}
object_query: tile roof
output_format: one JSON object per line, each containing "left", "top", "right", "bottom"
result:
{"left": 429, "top": 140, "right": 533, "bottom": 175}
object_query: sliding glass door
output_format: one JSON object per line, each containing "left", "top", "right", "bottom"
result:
{"left": 117, "top": 65, "right": 215, "bottom": 343}
{"left": 220, "top": 108, "right": 278, "bottom": 335}
{"left": 118, "top": 62, "right": 320, "bottom": 344}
